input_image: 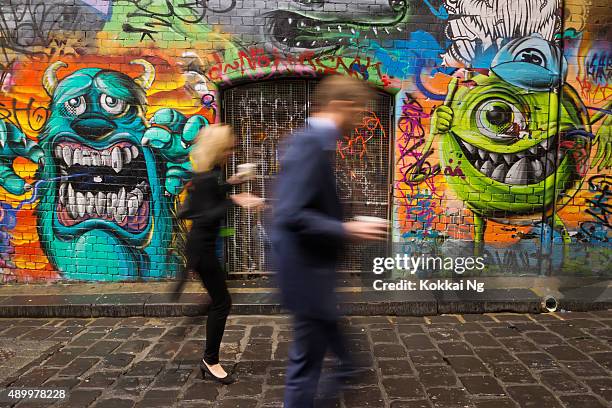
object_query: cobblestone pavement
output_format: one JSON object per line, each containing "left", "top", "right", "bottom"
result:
{"left": 0, "top": 312, "right": 611, "bottom": 408}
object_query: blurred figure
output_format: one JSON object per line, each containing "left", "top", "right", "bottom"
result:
{"left": 271, "top": 76, "right": 387, "bottom": 407}
{"left": 176, "top": 124, "right": 263, "bottom": 384}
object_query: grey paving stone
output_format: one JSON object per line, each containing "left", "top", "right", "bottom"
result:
{"left": 58, "top": 357, "right": 99, "bottom": 377}
{"left": 506, "top": 385, "right": 563, "bottom": 408}
{"left": 538, "top": 370, "right": 588, "bottom": 393}
{"left": 559, "top": 394, "right": 609, "bottom": 408}
{"left": 378, "top": 359, "right": 414, "bottom": 376}
{"left": 342, "top": 386, "right": 384, "bottom": 407}
{"left": 416, "top": 365, "right": 458, "bottom": 388}
{"left": 427, "top": 387, "right": 472, "bottom": 408}
{"left": 382, "top": 377, "right": 424, "bottom": 398}
{"left": 460, "top": 375, "right": 505, "bottom": 396}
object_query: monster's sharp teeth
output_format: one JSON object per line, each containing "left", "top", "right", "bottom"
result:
{"left": 128, "top": 195, "right": 139, "bottom": 216}
{"left": 529, "top": 146, "right": 538, "bottom": 155}
{"left": 108, "top": 192, "right": 118, "bottom": 218}
{"left": 546, "top": 152, "right": 556, "bottom": 165}
{"left": 86, "top": 192, "right": 95, "bottom": 215}
{"left": 55, "top": 146, "right": 62, "bottom": 159}
{"left": 68, "top": 183, "right": 76, "bottom": 206}
{"left": 92, "top": 151, "right": 101, "bottom": 166}
{"left": 73, "top": 148, "right": 82, "bottom": 166}
{"left": 130, "top": 146, "right": 139, "bottom": 159}
{"left": 478, "top": 149, "right": 487, "bottom": 161}
{"left": 123, "top": 147, "right": 132, "bottom": 165}
{"left": 115, "top": 187, "right": 127, "bottom": 223}
{"left": 76, "top": 192, "right": 86, "bottom": 218}
{"left": 532, "top": 159, "right": 544, "bottom": 179}
{"left": 372, "top": 27, "right": 378, "bottom": 35}
{"left": 62, "top": 146, "right": 73, "bottom": 167}
{"left": 111, "top": 147, "right": 123, "bottom": 173}
{"left": 59, "top": 183, "right": 67, "bottom": 206}
{"left": 95, "top": 192, "right": 106, "bottom": 216}
{"left": 503, "top": 154, "right": 514, "bottom": 166}
{"left": 68, "top": 202, "right": 79, "bottom": 219}
{"left": 102, "top": 151, "right": 111, "bottom": 167}
{"left": 461, "top": 140, "right": 476, "bottom": 155}
{"left": 505, "top": 158, "right": 532, "bottom": 185}
{"left": 81, "top": 152, "right": 91, "bottom": 166}
{"left": 489, "top": 152, "right": 499, "bottom": 163}
{"left": 131, "top": 187, "right": 144, "bottom": 203}
{"left": 479, "top": 161, "right": 495, "bottom": 177}
{"left": 491, "top": 163, "right": 508, "bottom": 182}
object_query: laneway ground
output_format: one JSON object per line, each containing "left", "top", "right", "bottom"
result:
{"left": 0, "top": 313, "right": 610, "bottom": 408}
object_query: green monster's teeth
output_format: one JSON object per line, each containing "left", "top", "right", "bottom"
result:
{"left": 461, "top": 141, "right": 476, "bottom": 155}
{"left": 480, "top": 161, "right": 495, "bottom": 177}
{"left": 491, "top": 164, "right": 508, "bottom": 182}
{"left": 532, "top": 160, "right": 544, "bottom": 178}
{"left": 505, "top": 158, "right": 531, "bottom": 185}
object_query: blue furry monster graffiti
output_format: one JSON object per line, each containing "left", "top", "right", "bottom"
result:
{"left": 0, "top": 60, "right": 208, "bottom": 280}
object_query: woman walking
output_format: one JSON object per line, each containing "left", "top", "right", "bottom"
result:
{"left": 177, "top": 124, "right": 263, "bottom": 384}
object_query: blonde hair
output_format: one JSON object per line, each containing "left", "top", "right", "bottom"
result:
{"left": 190, "top": 124, "right": 235, "bottom": 172}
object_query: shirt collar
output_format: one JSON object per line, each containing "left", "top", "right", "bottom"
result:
{"left": 307, "top": 117, "right": 338, "bottom": 131}
{"left": 306, "top": 117, "right": 341, "bottom": 150}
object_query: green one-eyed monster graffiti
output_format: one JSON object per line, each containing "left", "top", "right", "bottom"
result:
{"left": 426, "top": 35, "right": 611, "bottom": 243}
{"left": 0, "top": 60, "right": 208, "bottom": 280}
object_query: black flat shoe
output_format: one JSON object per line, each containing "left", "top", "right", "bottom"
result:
{"left": 200, "top": 360, "right": 236, "bottom": 384}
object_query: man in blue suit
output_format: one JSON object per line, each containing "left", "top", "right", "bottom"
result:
{"left": 272, "top": 75, "right": 387, "bottom": 407}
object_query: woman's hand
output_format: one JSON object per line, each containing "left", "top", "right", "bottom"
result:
{"left": 230, "top": 192, "right": 265, "bottom": 209}
{"left": 227, "top": 172, "right": 255, "bottom": 184}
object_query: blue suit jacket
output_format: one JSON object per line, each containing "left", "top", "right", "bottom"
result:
{"left": 271, "top": 123, "right": 346, "bottom": 319}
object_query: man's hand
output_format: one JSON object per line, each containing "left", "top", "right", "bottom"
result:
{"left": 343, "top": 221, "right": 388, "bottom": 241}
{"left": 231, "top": 192, "right": 265, "bottom": 209}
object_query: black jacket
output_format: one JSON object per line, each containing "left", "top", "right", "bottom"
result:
{"left": 180, "top": 168, "right": 233, "bottom": 268}
{"left": 271, "top": 124, "right": 346, "bottom": 319}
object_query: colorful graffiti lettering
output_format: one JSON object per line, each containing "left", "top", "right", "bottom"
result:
{"left": 207, "top": 48, "right": 394, "bottom": 88}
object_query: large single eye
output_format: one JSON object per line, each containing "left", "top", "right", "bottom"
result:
{"left": 476, "top": 99, "right": 526, "bottom": 141}
{"left": 64, "top": 96, "right": 86, "bottom": 116}
{"left": 100, "top": 94, "right": 126, "bottom": 115}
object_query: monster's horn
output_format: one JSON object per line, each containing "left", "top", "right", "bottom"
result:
{"left": 130, "top": 59, "right": 155, "bottom": 91}
{"left": 42, "top": 61, "right": 68, "bottom": 96}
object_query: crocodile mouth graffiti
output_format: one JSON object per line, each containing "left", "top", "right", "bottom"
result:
{"left": 53, "top": 139, "right": 150, "bottom": 232}
{"left": 265, "top": 9, "right": 407, "bottom": 51}
{"left": 457, "top": 135, "right": 565, "bottom": 185}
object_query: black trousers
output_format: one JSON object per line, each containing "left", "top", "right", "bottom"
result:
{"left": 284, "top": 316, "right": 352, "bottom": 407}
{"left": 193, "top": 243, "right": 232, "bottom": 365}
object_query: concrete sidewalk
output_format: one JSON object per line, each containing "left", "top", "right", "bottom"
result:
{"left": 0, "top": 312, "right": 611, "bottom": 407}
{"left": 0, "top": 277, "right": 610, "bottom": 317}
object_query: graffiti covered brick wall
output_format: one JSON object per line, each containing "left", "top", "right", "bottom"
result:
{"left": 0, "top": 0, "right": 609, "bottom": 281}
